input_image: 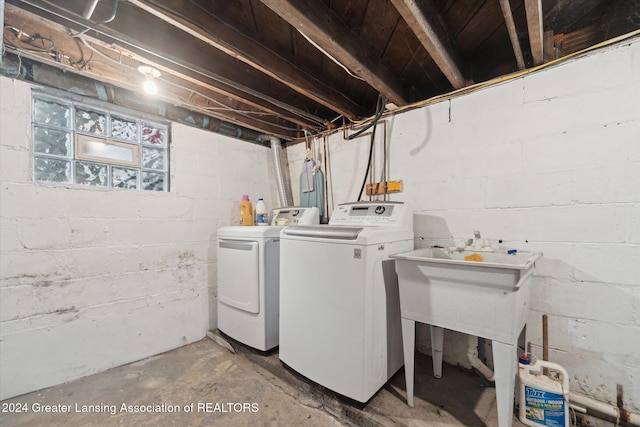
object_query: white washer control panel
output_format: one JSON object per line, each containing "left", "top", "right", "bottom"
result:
{"left": 330, "top": 202, "right": 408, "bottom": 227}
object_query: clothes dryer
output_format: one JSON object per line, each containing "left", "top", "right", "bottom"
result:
{"left": 217, "top": 207, "right": 319, "bottom": 351}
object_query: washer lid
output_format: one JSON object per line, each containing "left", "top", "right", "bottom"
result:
{"left": 218, "top": 225, "right": 281, "bottom": 239}
{"left": 281, "top": 225, "right": 413, "bottom": 245}
{"left": 283, "top": 226, "right": 362, "bottom": 240}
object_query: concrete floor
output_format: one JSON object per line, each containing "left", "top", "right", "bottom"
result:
{"left": 1, "top": 334, "right": 531, "bottom": 427}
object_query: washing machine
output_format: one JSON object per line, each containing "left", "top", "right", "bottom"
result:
{"left": 217, "top": 206, "right": 319, "bottom": 351}
{"left": 279, "top": 201, "right": 413, "bottom": 402}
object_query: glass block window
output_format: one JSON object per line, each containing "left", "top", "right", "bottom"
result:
{"left": 32, "top": 93, "right": 169, "bottom": 192}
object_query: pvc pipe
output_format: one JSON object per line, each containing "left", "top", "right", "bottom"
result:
{"left": 467, "top": 335, "right": 494, "bottom": 381}
{"left": 569, "top": 392, "right": 640, "bottom": 426}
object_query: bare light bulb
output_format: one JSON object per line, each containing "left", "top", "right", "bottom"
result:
{"left": 138, "top": 65, "right": 161, "bottom": 95}
{"left": 143, "top": 79, "right": 158, "bottom": 95}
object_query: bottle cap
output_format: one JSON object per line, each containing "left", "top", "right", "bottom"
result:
{"left": 519, "top": 353, "right": 530, "bottom": 365}
{"left": 242, "top": 195, "right": 249, "bottom": 201}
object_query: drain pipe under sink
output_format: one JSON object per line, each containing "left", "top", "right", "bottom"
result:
{"left": 467, "top": 335, "right": 495, "bottom": 381}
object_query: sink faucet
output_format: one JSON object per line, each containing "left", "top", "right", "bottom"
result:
{"left": 473, "top": 230, "right": 482, "bottom": 249}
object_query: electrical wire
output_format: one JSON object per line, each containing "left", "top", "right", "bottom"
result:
{"left": 347, "top": 93, "right": 386, "bottom": 140}
{"left": 297, "top": 30, "right": 365, "bottom": 82}
{"left": 310, "top": 28, "right": 640, "bottom": 139}
{"left": 3, "top": 26, "right": 55, "bottom": 52}
{"left": 4, "top": 42, "right": 91, "bottom": 72}
{"left": 162, "top": 79, "right": 306, "bottom": 132}
{"left": 389, "top": 28, "right": 640, "bottom": 117}
{"left": 355, "top": 93, "right": 386, "bottom": 201}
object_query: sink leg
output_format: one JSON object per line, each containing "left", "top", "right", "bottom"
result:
{"left": 430, "top": 325, "right": 444, "bottom": 378}
{"left": 492, "top": 340, "right": 517, "bottom": 427}
{"left": 401, "top": 318, "right": 415, "bottom": 407}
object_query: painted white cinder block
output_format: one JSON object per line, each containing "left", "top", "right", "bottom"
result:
{"left": 287, "top": 37, "right": 640, "bottom": 412}
{"left": 0, "top": 77, "right": 275, "bottom": 400}
{"left": 485, "top": 171, "right": 573, "bottom": 208}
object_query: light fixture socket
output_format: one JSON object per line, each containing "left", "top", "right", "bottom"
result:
{"left": 138, "top": 65, "right": 161, "bottom": 79}
{"left": 138, "top": 65, "right": 161, "bottom": 95}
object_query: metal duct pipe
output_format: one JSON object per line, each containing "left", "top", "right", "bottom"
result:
{"left": 82, "top": 0, "right": 100, "bottom": 19}
{"left": 259, "top": 135, "right": 293, "bottom": 207}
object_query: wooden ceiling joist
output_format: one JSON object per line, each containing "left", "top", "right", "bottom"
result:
{"left": 259, "top": 0, "right": 408, "bottom": 107}
{"left": 125, "top": 0, "right": 364, "bottom": 121}
{"left": 16, "top": 0, "right": 328, "bottom": 132}
{"left": 4, "top": 5, "right": 302, "bottom": 139}
{"left": 390, "top": 0, "right": 467, "bottom": 89}
{"left": 498, "top": 0, "right": 526, "bottom": 70}
{"left": 524, "top": 0, "right": 544, "bottom": 65}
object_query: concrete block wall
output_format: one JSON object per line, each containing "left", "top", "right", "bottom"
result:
{"left": 287, "top": 38, "right": 640, "bottom": 412}
{"left": 0, "top": 77, "right": 278, "bottom": 400}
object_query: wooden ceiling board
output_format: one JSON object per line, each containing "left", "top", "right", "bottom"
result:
{"left": 381, "top": 18, "right": 421, "bottom": 78}
{"left": 330, "top": 0, "right": 370, "bottom": 34}
{"left": 251, "top": 1, "right": 295, "bottom": 57}
{"left": 290, "top": 29, "right": 327, "bottom": 78}
{"left": 358, "top": 0, "right": 401, "bottom": 59}
{"left": 471, "top": 0, "right": 529, "bottom": 62}
{"left": 543, "top": 0, "right": 607, "bottom": 33}
{"left": 401, "top": 47, "right": 453, "bottom": 101}
{"left": 201, "top": 0, "right": 260, "bottom": 37}
{"left": 441, "top": 0, "right": 489, "bottom": 40}
{"left": 454, "top": 0, "right": 515, "bottom": 54}
{"left": 6, "top": 0, "right": 637, "bottom": 140}
{"left": 108, "top": 6, "right": 338, "bottom": 120}
{"left": 601, "top": 0, "right": 640, "bottom": 38}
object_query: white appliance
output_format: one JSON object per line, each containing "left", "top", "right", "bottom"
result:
{"left": 279, "top": 201, "right": 413, "bottom": 402}
{"left": 217, "top": 206, "right": 319, "bottom": 351}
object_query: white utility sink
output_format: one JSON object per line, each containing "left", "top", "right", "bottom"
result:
{"left": 399, "top": 247, "right": 541, "bottom": 271}
{"left": 391, "top": 248, "right": 542, "bottom": 427}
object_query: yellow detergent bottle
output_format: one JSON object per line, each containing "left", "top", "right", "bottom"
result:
{"left": 518, "top": 354, "right": 570, "bottom": 427}
{"left": 239, "top": 195, "right": 254, "bottom": 226}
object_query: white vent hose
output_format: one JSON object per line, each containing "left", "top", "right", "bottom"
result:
{"left": 259, "top": 135, "right": 293, "bottom": 207}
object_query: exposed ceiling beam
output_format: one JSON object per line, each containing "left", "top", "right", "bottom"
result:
{"left": 390, "top": 0, "right": 467, "bottom": 89}
{"left": 524, "top": 0, "right": 544, "bottom": 65}
{"left": 3, "top": 3, "right": 305, "bottom": 138}
{"left": 259, "top": 0, "right": 408, "bottom": 106}
{"left": 16, "top": 0, "right": 327, "bottom": 131}
{"left": 125, "top": 0, "right": 364, "bottom": 121}
{"left": 498, "top": 0, "right": 526, "bottom": 70}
